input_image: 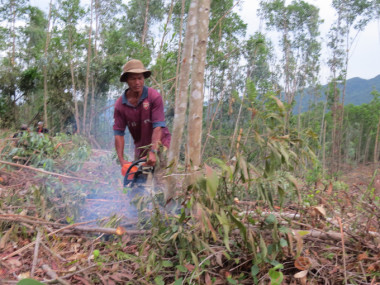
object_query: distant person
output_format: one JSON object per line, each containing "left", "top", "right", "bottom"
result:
{"left": 12, "top": 124, "right": 30, "bottom": 138}
{"left": 36, "top": 121, "right": 49, "bottom": 134}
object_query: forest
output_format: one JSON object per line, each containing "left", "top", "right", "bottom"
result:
{"left": 0, "top": 0, "right": 380, "bottom": 284}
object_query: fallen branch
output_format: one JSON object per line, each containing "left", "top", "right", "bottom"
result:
{"left": 42, "top": 264, "right": 71, "bottom": 285}
{"left": 1, "top": 219, "right": 101, "bottom": 261}
{"left": 31, "top": 229, "right": 42, "bottom": 277}
{"left": 0, "top": 160, "right": 109, "bottom": 185}
{"left": 71, "top": 226, "right": 149, "bottom": 236}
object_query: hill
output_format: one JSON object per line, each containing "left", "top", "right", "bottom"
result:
{"left": 294, "top": 74, "right": 380, "bottom": 113}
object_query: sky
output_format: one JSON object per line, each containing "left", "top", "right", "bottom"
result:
{"left": 30, "top": 0, "right": 380, "bottom": 83}
{"left": 238, "top": 0, "right": 380, "bottom": 83}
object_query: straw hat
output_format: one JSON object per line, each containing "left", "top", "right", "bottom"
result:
{"left": 120, "top": 59, "right": 151, "bottom": 82}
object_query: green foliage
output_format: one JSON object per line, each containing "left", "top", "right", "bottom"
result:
{"left": 1, "top": 132, "right": 90, "bottom": 171}
{"left": 17, "top": 279, "right": 44, "bottom": 285}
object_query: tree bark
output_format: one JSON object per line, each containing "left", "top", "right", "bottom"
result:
{"left": 374, "top": 116, "right": 380, "bottom": 164}
{"left": 43, "top": 0, "right": 53, "bottom": 129}
{"left": 82, "top": 0, "right": 93, "bottom": 134}
{"left": 141, "top": 0, "right": 150, "bottom": 45}
{"left": 186, "top": 0, "right": 211, "bottom": 169}
{"left": 167, "top": 0, "right": 198, "bottom": 168}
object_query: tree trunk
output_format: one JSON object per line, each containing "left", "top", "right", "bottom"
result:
{"left": 82, "top": 0, "right": 93, "bottom": 134}
{"left": 89, "top": 76, "right": 96, "bottom": 135}
{"left": 167, "top": 0, "right": 198, "bottom": 168}
{"left": 374, "top": 116, "right": 380, "bottom": 164}
{"left": 364, "top": 132, "right": 372, "bottom": 164}
{"left": 141, "top": 0, "right": 150, "bottom": 45}
{"left": 322, "top": 119, "right": 327, "bottom": 175}
{"left": 43, "top": 0, "right": 53, "bottom": 129}
{"left": 186, "top": 0, "right": 211, "bottom": 169}
{"left": 356, "top": 123, "right": 363, "bottom": 164}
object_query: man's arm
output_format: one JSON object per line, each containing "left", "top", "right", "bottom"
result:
{"left": 147, "top": 127, "right": 162, "bottom": 166}
{"left": 115, "top": 135, "right": 128, "bottom": 166}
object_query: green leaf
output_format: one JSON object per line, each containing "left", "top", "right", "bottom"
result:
{"left": 259, "top": 235, "right": 267, "bottom": 259}
{"left": 191, "top": 251, "right": 199, "bottom": 272}
{"left": 251, "top": 265, "right": 259, "bottom": 277}
{"left": 205, "top": 164, "right": 219, "bottom": 199}
{"left": 17, "top": 279, "right": 44, "bottom": 285}
{"left": 93, "top": 249, "right": 100, "bottom": 259}
{"left": 162, "top": 260, "right": 173, "bottom": 267}
{"left": 176, "top": 265, "right": 187, "bottom": 273}
{"left": 268, "top": 264, "right": 284, "bottom": 285}
{"left": 280, "top": 238, "right": 288, "bottom": 248}
{"left": 154, "top": 275, "right": 165, "bottom": 285}
{"left": 173, "top": 278, "right": 183, "bottom": 285}
{"left": 265, "top": 214, "right": 277, "bottom": 225}
{"left": 227, "top": 276, "right": 238, "bottom": 284}
{"left": 229, "top": 211, "right": 247, "bottom": 241}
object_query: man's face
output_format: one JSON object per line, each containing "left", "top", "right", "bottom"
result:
{"left": 126, "top": 73, "right": 145, "bottom": 93}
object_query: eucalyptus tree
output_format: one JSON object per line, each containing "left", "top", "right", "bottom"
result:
{"left": 18, "top": 6, "right": 47, "bottom": 123}
{"left": 0, "top": 0, "right": 28, "bottom": 127}
{"left": 186, "top": 0, "right": 211, "bottom": 170}
{"left": 56, "top": 0, "right": 86, "bottom": 133}
{"left": 327, "top": 0, "right": 377, "bottom": 169}
{"left": 205, "top": 0, "right": 247, "bottom": 158}
{"left": 122, "top": 0, "right": 166, "bottom": 45}
{"left": 167, "top": 0, "right": 198, "bottom": 172}
{"left": 259, "top": 0, "right": 322, "bottom": 126}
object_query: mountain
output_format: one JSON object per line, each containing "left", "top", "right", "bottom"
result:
{"left": 294, "top": 74, "right": 380, "bottom": 113}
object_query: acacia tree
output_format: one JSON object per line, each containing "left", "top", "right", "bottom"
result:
{"left": 259, "top": 0, "right": 321, "bottom": 127}
{"left": 186, "top": 0, "right": 211, "bottom": 169}
{"left": 0, "top": 0, "right": 28, "bottom": 127}
{"left": 167, "top": 0, "right": 198, "bottom": 170}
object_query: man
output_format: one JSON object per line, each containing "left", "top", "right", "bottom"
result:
{"left": 36, "top": 121, "right": 49, "bottom": 134}
{"left": 12, "top": 124, "right": 30, "bottom": 138}
{"left": 113, "top": 59, "right": 171, "bottom": 167}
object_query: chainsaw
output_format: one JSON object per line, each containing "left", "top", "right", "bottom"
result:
{"left": 121, "top": 159, "right": 155, "bottom": 197}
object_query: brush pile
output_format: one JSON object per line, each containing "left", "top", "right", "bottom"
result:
{"left": 0, "top": 133, "right": 379, "bottom": 284}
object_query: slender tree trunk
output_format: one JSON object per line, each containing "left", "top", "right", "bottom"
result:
{"left": 186, "top": 0, "right": 211, "bottom": 169}
{"left": 364, "top": 132, "right": 371, "bottom": 164}
{"left": 322, "top": 119, "right": 327, "bottom": 175}
{"left": 82, "top": 0, "right": 93, "bottom": 134}
{"left": 201, "top": 80, "right": 227, "bottom": 157}
{"left": 229, "top": 70, "right": 251, "bottom": 159}
{"left": 374, "top": 116, "right": 380, "bottom": 164}
{"left": 318, "top": 100, "right": 327, "bottom": 158}
{"left": 11, "top": 1, "right": 16, "bottom": 66}
{"left": 356, "top": 123, "right": 363, "bottom": 164}
{"left": 69, "top": 59, "right": 80, "bottom": 134}
{"left": 167, "top": 0, "right": 198, "bottom": 168}
{"left": 43, "top": 0, "right": 53, "bottom": 129}
{"left": 141, "top": 0, "right": 150, "bottom": 45}
{"left": 173, "top": 0, "right": 185, "bottom": 107}
{"left": 155, "top": 0, "right": 175, "bottom": 102}
{"left": 89, "top": 76, "right": 95, "bottom": 134}
{"left": 158, "top": 0, "right": 174, "bottom": 57}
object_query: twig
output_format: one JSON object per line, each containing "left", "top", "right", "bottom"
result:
{"left": 337, "top": 217, "right": 348, "bottom": 285}
{"left": 71, "top": 226, "right": 149, "bottom": 236}
{"left": 42, "top": 264, "right": 71, "bottom": 285}
{"left": 0, "top": 214, "right": 62, "bottom": 226}
{"left": 1, "top": 219, "right": 100, "bottom": 261}
{"left": 0, "top": 160, "right": 109, "bottom": 185}
{"left": 41, "top": 242, "right": 66, "bottom": 261}
{"left": 31, "top": 229, "right": 42, "bottom": 277}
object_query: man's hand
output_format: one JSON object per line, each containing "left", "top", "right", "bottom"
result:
{"left": 146, "top": 150, "right": 157, "bottom": 166}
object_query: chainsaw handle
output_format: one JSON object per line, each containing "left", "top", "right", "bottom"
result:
{"left": 124, "top": 158, "right": 147, "bottom": 175}
{"left": 123, "top": 158, "right": 148, "bottom": 187}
